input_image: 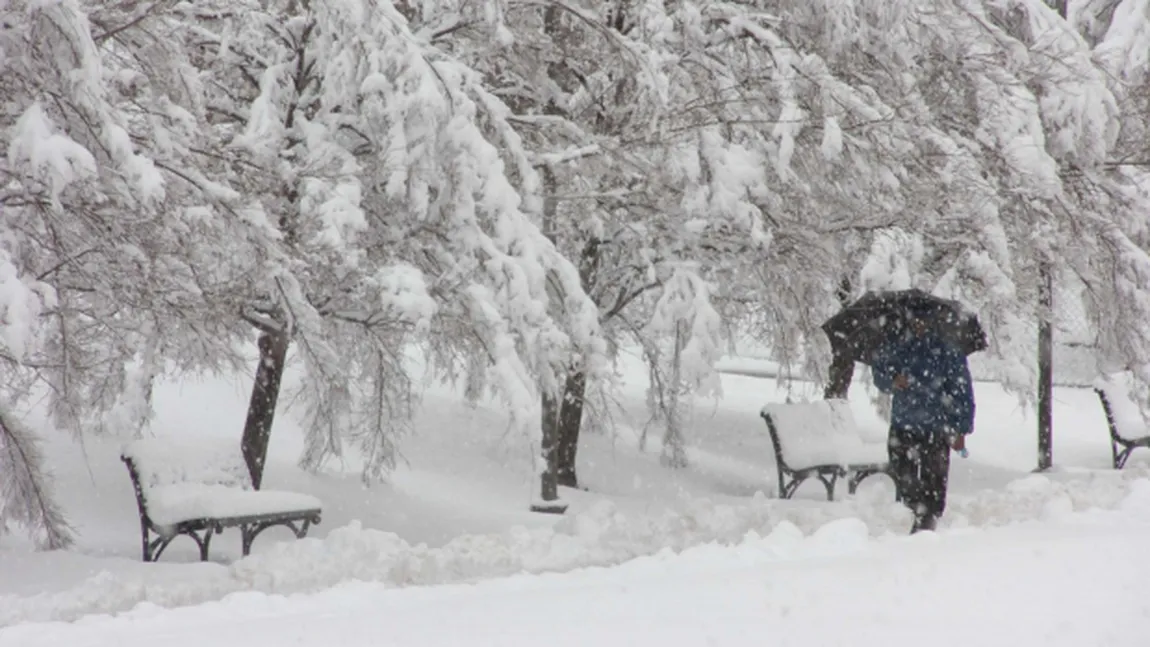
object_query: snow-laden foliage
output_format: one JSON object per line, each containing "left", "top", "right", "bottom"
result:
{"left": 968, "top": 0, "right": 1150, "bottom": 395}
{"left": 0, "top": 405, "right": 73, "bottom": 549}
{"left": 422, "top": 0, "right": 1150, "bottom": 447}
{"left": 0, "top": 0, "right": 248, "bottom": 542}
{"left": 174, "top": 0, "right": 605, "bottom": 478}
{"left": 1, "top": 0, "right": 233, "bottom": 434}
{"left": 1, "top": 0, "right": 607, "bottom": 534}
{"left": 429, "top": 0, "right": 962, "bottom": 460}
{"left": 641, "top": 264, "right": 724, "bottom": 466}
{"left": 752, "top": 0, "right": 1150, "bottom": 398}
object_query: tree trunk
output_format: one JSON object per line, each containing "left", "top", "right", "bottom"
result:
{"left": 556, "top": 369, "right": 586, "bottom": 488}
{"left": 1037, "top": 261, "right": 1054, "bottom": 471}
{"left": 661, "top": 321, "right": 689, "bottom": 468}
{"left": 551, "top": 236, "right": 603, "bottom": 488}
{"left": 534, "top": 157, "right": 567, "bottom": 511}
{"left": 241, "top": 330, "right": 290, "bottom": 490}
{"left": 824, "top": 350, "right": 854, "bottom": 400}
{"left": 1034, "top": 0, "right": 1062, "bottom": 475}
{"left": 533, "top": 391, "right": 567, "bottom": 513}
{"left": 824, "top": 276, "right": 855, "bottom": 399}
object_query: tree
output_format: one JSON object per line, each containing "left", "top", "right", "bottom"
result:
{"left": 812, "top": 0, "right": 1150, "bottom": 453}
{"left": 0, "top": 0, "right": 243, "bottom": 546}
{"left": 175, "top": 0, "right": 605, "bottom": 488}
{"left": 2, "top": 0, "right": 607, "bottom": 545}
{"left": 1068, "top": 0, "right": 1150, "bottom": 393}
{"left": 457, "top": 0, "right": 999, "bottom": 485}
{"left": 0, "top": 411, "right": 73, "bottom": 549}
{"left": 417, "top": 0, "right": 675, "bottom": 489}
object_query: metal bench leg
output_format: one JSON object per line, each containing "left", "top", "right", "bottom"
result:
{"left": 848, "top": 471, "right": 864, "bottom": 496}
{"left": 200, "top": 527, "right": 215, "bottom": 561}
{"left": 240, "top": 521, "right": 278, "bottom": 556}
{"left": 142, "top": 527, "right": 152, "bottom": 562}
{"left": 781, "top": 475, "right": 804, "bottom": 499}
{"left": 241, "top": 524, "right": 256, "bottom": 557}
{"left": 816, "top": 471, "right": 839, "bottom": 501}
{"left": 1114, "top": 438, "right": 1149, "bottom": 469}
{"left": 172, "top": 530, "right": 206, "bottom": 562}
{"left": 151, "top": 535, "right": 178, "bottom": 562}
{"left": 236, "top": 516, "right": 320, "bottom": 557}
{"left": 295, "top": 518, "right": 312, "bottom": 538}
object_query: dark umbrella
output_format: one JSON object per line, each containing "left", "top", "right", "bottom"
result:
{"left": 822, "top": 288, "right": 987, "bottom": 365}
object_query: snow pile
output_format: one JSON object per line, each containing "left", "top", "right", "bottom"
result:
{"left": 1119, "top": 479, "right": 1150, "bottom": 520}
{"left": 3, "top": 469, "right": 1147, "bottom": 627}
{"left": 0, "top": 569, "right": 244, "bottom": 628}
{"left": 10, "top": 510, "right": 1150, "bottom": 647}
{"left": 946, "top": 471, "right": 1138, "bottom": 527}
{"left": 229, "top": 497, "right": 778, "bottom": 594}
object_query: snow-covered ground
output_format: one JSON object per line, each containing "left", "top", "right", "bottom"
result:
{"left": 2, "top": 346, "right": 1149, "bottom": 636}
{"left": 7, "top": 485, "right": 1150, "bottom": 647}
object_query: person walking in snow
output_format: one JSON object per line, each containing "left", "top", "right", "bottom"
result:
{"left": 872, "top": 312, "right": 976, "bottom": 533}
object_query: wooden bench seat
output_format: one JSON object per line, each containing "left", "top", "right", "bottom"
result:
{"left": 122, "top": 437, "right": 322, "bottom": 562}
{"left": 760, "top": 399, "right": 890, "bottom": 500}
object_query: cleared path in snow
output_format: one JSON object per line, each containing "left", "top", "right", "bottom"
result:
{"left": 6, "top": 500, "right": 1150, "bottom": 647}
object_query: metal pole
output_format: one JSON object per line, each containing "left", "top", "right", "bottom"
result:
{"left": 1037, "top": 261, "right": 1054, "bottom": 471}
{"left": 1036, "top": 0, "right": 1065, "bottom": 472}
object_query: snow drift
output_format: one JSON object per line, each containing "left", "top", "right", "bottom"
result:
{"left": 2, "top": 468, "right": 1145, "bottom": 627}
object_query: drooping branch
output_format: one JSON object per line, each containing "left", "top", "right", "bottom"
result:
{"left": 0, "top": 407, "right": 74, "bottom": 550}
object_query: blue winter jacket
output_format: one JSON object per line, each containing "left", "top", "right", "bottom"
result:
{"left": 872, "top": 332, "right": 976, "bottom": 437}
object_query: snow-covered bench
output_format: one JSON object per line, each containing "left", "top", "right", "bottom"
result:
{"left": 121, "top": 438, "right": 322, "bottom": 562}
{"left": 1093, "top": 373, "right": 1150, "bottom": 469}
{"left": 759, "top": 400, "right": 889, "bottom": 501}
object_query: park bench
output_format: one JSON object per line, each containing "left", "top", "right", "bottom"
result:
{"left": 122, "top": 437, "right": 322, "bottom": 562}
{"left": 1093, "top": 373, "right": 1150, "bottom": 469}
{"left": 760, "top": 399, "right": 889, "bottom": 501}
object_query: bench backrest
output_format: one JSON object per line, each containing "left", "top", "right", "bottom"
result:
{"left": 122, "top": 437, "right": 253, "bottom": 496}
{"left": 1094, "top": 372, "right": 1149, "bottom": 442}
{"left": 760, "top": 399, "right": 869, "bottom": 470}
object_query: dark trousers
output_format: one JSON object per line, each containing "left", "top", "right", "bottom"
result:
{"left": 888, "top": 426, "right": 951, "bottom": 526}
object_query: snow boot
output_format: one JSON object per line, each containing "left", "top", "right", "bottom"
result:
{"left": 911, "top": 514, "right": 938, "bottom": 534}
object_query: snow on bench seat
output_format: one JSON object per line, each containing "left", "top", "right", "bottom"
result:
{"left": 121, "top": 436, "right": 322, "bottom": 562}
{"left": 760, "top": 400, "right": 888, "bottom": 470}
{"left": 145, "top": 483, "right": 322, "bottom": 528}
{"left": 760, "top": 400, "right": 889, "bottom": 501}
{"left": 1093, "top": 372, "right": 1150, "bottom": 469}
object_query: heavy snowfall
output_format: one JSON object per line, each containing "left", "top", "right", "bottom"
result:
{"left": 2, "top": 0, "right": 1150, "bottom": 645}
